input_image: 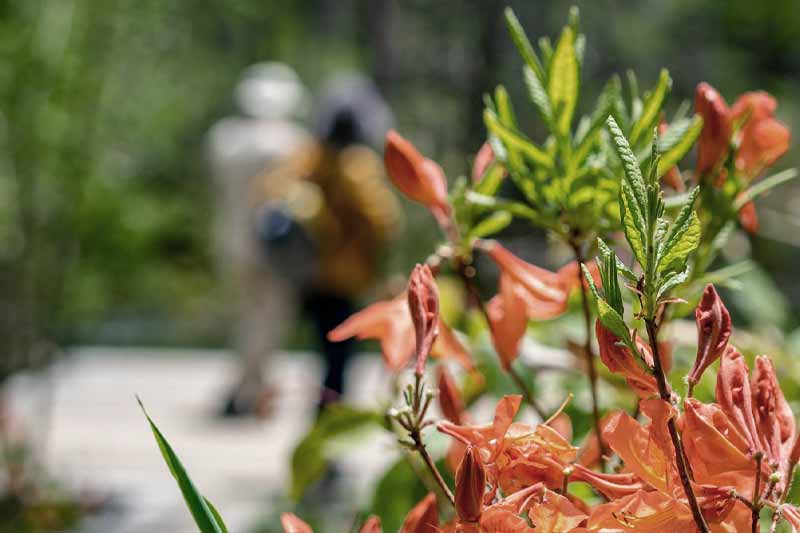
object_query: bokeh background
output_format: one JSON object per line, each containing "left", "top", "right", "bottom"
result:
{"left": 0, "top": 1, "right": 799, "bottom": 532}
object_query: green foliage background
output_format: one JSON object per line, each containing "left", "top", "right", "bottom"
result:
{"left": 0, "top": 0, "right": 798, "bottom": 356}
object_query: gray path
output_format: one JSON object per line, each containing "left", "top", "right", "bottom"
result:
{"left": 6, "top": 348, "right": 396, "bottom": 533}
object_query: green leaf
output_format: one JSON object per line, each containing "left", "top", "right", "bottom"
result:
{"left": 369, "top": 459, "right": 428, "bottom": 533}
{"left": 290, "top": 404, "right": 383, "bottom": 500}
{"left": 630, "top": 69, "right": 671, "bottom": 146}
{"left": 597, "top": 298, "right": 632, "bottom": 345}
{"left": 657, "top": 115, "right": 703, "bottom": 176}
{"left": 523, "top": 66, "right": 553, "bottom": 126}
{"left": 656, "top": 267, "right": 689, "bottom": 302}
{"left": 657, "top": 187, "right": 700, "bottom": 273}
{"left": 547, "top": 24, "right": 579, "bottom": 136}
{"left": 469, "top": 210, "right": 512, "bottom": 239}
{"left": 495, "top": 85, "right": 518, "bottom": 127}
{"left": 581, "top": 263, "right": 602, "bottom": 303}
{"left": 474, "top": 162, "right": 505, "bottom": 196}
{"left": 620, "top": 183, "right": 647, "bottom": 267}
{"left": 504, "top": 7, "right": 546, "bottom": 83}
{"left": 607, "top": 116, "right": 647, "bottom": 219}
{"left": 734, "top": 168, "right": 798, "bottom": 208}
{"left": 138, "top": 398, "right": 226, "bottom": 533}
{"left": 598, "top": 238, "right": 637, "bottom": 282}
{"left": 484, "top": 110, "right": 552, "bottom": 168}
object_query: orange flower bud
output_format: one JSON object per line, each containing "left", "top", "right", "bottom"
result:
{"left": 687, "top": 284, "right": 732, "bottom": 388}
{"left": 401, "top": 493, "right": 439, "bottom": 533}
{"left": 455, "top": 446, "right": 486, "bottom": 524}
{"left": 695, "top": 82, "right": 732, "bottom": 180}
{"left": 407, "top": 264, "right": 439, "bottom": 375}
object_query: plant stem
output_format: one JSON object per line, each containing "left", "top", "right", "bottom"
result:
{"left": 752, "top": 452, "right": 763, "bottom": 533}
{"left": 455, "top": 256, "right": 547, "bottom": 419}
{"left": 508, "top": 365, "right": 547, "bottom": 420}
{"left": 410, "top": 425, "right": 455, "bottom": 507}
{"left": 644, "top": 318, "right": 710, "bottom": 533}
{"left": 401, "top": 374, "right": 455, "bottom": 508}
{"left": 571, "top": 241, "right": 607, "bottom": 470}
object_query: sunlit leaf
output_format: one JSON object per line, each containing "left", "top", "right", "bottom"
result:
{"left": 657, "top": 114, "right": 703, "bottom": 176}
{"left": 630, "top": 69, "right": 671, "bottom": 146}
{"left": 138, "top": 398, "right": 226, "bottom": 533}
{"left": 504, "top": 7, "right": 546, "bottom": 83}
{"left": 548, "top": 24, "right": 579, "bottom": 136}
{"left": 469, "top": 210, "right": 512, "bottom": 239}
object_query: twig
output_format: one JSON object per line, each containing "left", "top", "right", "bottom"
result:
{"left": 572, "top": 241, "right": 607, "bottom": 471}
{"left": 455, "top": 256, "right": 547, "bottom": 419}
{"left": 394, "top": 374, "right": 455, "bottom": 507}
{"left": 508, "top": 365, "right": 547, "bottom": 420}
{"left": 752, "top": 452, "right": 764, "bottom": 533}
{"left": 645, "top": 318, "right": 710, "bottom": 533}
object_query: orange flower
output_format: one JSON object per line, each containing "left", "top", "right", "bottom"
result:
{"left": 437, "top": 366, "right": 467, "bottom": 425}
{"left": 484, "top": 242, "right": 571, "bottom": 320}
{"left": 328, "top": 271, "right": 472, "bottom": 372}
{"left": 401, "top": 493, "right": 439, "bottom": 533}
{"left": 408, "top": 264, "right": 439, "bottom": 375}
{"left": 687, "top": 284, "right": 731, "bottom": 389}
{"left": 281, "top": 513, "right": 313, "bottom": 533}
{"left": 487, "top": 273, "right": 529, "bottom": 370}
{"left": 595, "top": 321, "right": 659, "bottom": 399}
{"left": 730, "top": 91, "right": 791, "bottom": 178}
{"left": 384, "top": 130, "right": 450, "bottom": 224}
{"left": 695, "top": 82, "right": 732, "bottom": 179}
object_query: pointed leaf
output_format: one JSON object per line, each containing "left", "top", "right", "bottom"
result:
{"left": 657, "top": 187, "right": 700, "bottom": 273}
{"left": 630, "top": 69, "right": 672, "bottom": 146}
{"left": 504, "top": 8, "right": 546, "bottom": 83}
{"left": 484, "top": 110, "right": 552, "bottom": 168}
{"left": 469, "top": 210, "right": 513, "bottom": 239}
{"left": 523, "top": 65, "right": 553, "bottom": 126}
{"left": 548, "top": 24, "right": 579, "bottom": 136}
{"left": 607, "top": 116, "right": 647, "bottom": 217}
{"left": 138, "top": 398, "right": 225, "bottom": 533}
{"left": 597, "top": 298, "right": 632, "bottom": 346}
{"left": 657, "top": 115, "right": 703, "bottom": 176}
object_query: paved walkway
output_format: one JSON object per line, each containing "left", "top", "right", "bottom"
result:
{"left": 6, "top": 348, "right": 395, "bottom": 533}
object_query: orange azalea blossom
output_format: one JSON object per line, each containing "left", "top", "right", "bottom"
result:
{"left": 401, "top": 493, "right": 441, "bottom": 533}
{"left": 486, "top": 273, "right": 529, "bottom": 370}
{"left": 451, "top": 444, "right": 587, "bottom": 533}
{"left": 595, "top": 321, "right": 660, "bottom": 399}
{"left": 582, "top": 399, "right": 750, "bottom": 532}
{"left": 730, "top": 91, "right": 791, "bottom": 178}
{"left": 439, "top": 395, "right": 578, "bottom": 498}
{"left": 484, "top": 241, "right": 599, "bottom": 321}
{"left": 384, "top": 130, "right": 451, "bottom": 226}
{"left": 328, "top": 270, "right": 472, "bottom": 372}
{"left": 695, "top": 82, "right": 732, "bottom": 180}
{"left": 408, "top": 264, "right": 440, "bottom": 375}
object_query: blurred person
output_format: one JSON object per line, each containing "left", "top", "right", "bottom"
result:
{"left": 254, "top": 74, "right": 400, "bottom": 410}
{"left": 207, "top": 62, "right": 312, "bottom": 416}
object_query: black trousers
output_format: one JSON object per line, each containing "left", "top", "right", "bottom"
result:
{"left": 302, "top": 289, "right": 354, "bottom": 407}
